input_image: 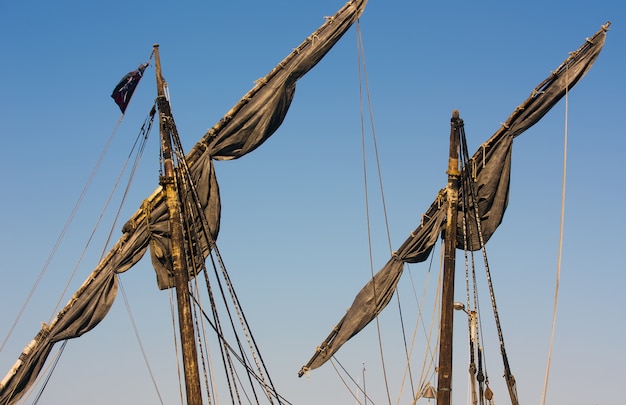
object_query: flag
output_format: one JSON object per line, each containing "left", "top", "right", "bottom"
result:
{"left": 111, "top": 63, "right": 148, "bottom": 113}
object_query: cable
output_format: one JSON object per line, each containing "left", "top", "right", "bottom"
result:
{"left": 540, "top": 61, "right": 569, "bottom": 405}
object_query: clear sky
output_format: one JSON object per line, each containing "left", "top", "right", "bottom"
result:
{"left": 1, "top": 1, "right": 624, "bottom": 404}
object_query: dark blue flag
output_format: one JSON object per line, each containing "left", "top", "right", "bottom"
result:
{"left": 111, "top": 63, "right": 148, "bottom": 113}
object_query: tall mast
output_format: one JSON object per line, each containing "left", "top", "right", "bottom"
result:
{"left": 153, "top": 44, "right": 203, "bottom": 405}
{"left": 437, "top": 110, "right": 462, "bottom": 405}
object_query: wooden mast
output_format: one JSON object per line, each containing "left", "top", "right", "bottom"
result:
{"left": 153, "top": 44, "right": 203, "bottom": 405}
{"left": 436, "top": 110, "right": 462, "bottom": 405}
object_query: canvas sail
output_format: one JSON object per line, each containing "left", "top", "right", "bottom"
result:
{"left": 0, "top": 1, "right": 368, "bottom": 404}
{"left": 299, "top": 22, "right": 608, "bottom": 375}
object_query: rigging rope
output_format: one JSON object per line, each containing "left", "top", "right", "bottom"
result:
{"left": 403, "top": 249, "right": 439, "bottom": 405}
{"left": 50, "top": 105, "right": 156, "bottom": 319}
{"left": 119, "top": 279, "right": 166, "bottom": 405}
{"left": 167, "top": 277, "right": 186, "bottom": 405}
{"left": 0, "top": 117, "right": 124, "bottom": 353}
{"left": 540, "top": 62, "right": 569, "bottom": 405}
{"left": 30, "top": 341, "right": 67, "bottom": 405}
{"left": 164, "top": 101, "right": 287, "bottom": 404}
{"left": 4, "top": 106, "right": 158, "bottom": 404}
{"left": 355, "top": 19, "right": 399, "bottom": 405}
{"left": 339, "top": 19, "right": 437, "bottom": 405}
{"left": 458, "top": 120, "right": 519, "bottom": 405}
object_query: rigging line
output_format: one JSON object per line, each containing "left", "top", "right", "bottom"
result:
{"left": 171, "top": 183, "right": 286, "bottom": 405}
{"left": 459, "top": 123, "right": 516, "bottom": 403}
{"left": 398, "top": 247, "right": 441, "bottom": 404}
{"left": 118, "top": 278, "right": 166, "bottom": 405}
{"left": 200, "top": 254, "right": 235, "bottom": 404}
{"left": 460, "top": 188, "right": 480, "bottom": 404}
{"left": 430, "top": 247, "right": 444, "bottom": 381}
{"left": 0, "top": 117, "right": 124, "bottom": 352}
{"left": 188, "top": 294, "right": 294, "bottom": 405}
{"left": 184, "top": 230, "right": 243, "bottom": 404}
{"left": 412, "top": 246, "right": 444, "bottom": 403}
{"left": 355, "top": 20, "right": 393, "bottom": 405}
{"left": 171, "top": 142, "right": 280, "bottom": 405}
{"left": 48, "top": 106, "right": 156, "bottom": 319}
{"left": 330, "top": 359, "right": 363, "bottom": 405}
{"left": 422, "top": 249, "right": 442, "bottom": 388}
{"left": 459, "top": 140, "right": 491, "bottom": 388}
{"left": 174, "top": 126, "right": 267, "bottom": 382}
{"left": 187, "top": 259, "right": 218, "bottom": 405}
{"left": 329, "top": 357, "right": 377, "bottom": 405}
{"left": 459, "top": 144, "right": 489, "bottom": 405}
{"left": 167, "top": 281, "right": 186, "bottom": 405}
{"left": 190, "top": 283, "right": 249, "bottom": 405}
{"left": 459, "top": 136, "right": 484, "bottom": 370}
{"left": 195, "top": 267, "right": 219, "bottom": 405}
{"left": 14, "top": 340, "right": 67, "bottom": 405}
{"left": 173, "top": 184, "right": 242, "bottom": 405}
{"left": 99, "top": 105, "right": 156, "bottom": 257}
{"left": 165, "top": 138, "right": 237, "bottom": 402}
{"left": 541, "top": 61, "right": 569, "bottom": 405}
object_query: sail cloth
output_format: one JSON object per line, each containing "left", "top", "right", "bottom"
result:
{"left": 0, "top": 2, "right": 368, "bottom": 404}
{"left": 299, "top": 22, "right": 608, "bottom": 375}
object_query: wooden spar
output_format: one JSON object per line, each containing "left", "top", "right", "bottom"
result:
{"left": 153, "top": 44, "right": 203, "bottom": 405}
{"left": 436, "top": 110, "right": 462, "bottom": 405}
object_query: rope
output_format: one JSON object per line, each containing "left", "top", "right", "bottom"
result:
{"left": 400, "top": 250, "right": 440, "bottom": 405}
{"left": 0, "top": 117, "right": 124, "bottom": 353}
{"left": 30, "top": 340, "right": 67, "bottom": 405}
{"left": 2, "top": 107, "right": 156, "bottom": 403}
{"left": 540, "top": 61, "right": 569, "bottom": 405}
{"left": 119, "top": 278, "right": 166, "bottom": 404}
{"left": 458, "top": 121, "right": 517, "bottom": 404}
{"left": 166, "top": 98, "right": 288, "bottom": 404}
{"left": 50, "top": 106, "right": 155, "bottom": 319}
{"left": 328, "top": 357, "right": 379, "bottom": 405}
{"left": 414, "top": 248, "right": 443, "bottom": 403}
{"left": 355, "top": 20, "right": 394, "bottom": 405}
{"left": 167, "top": 277, "right": 186, "bottom": 405}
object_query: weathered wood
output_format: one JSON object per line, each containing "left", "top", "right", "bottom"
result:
{"left": 154, "top": 44, "right": 203, "bottom": 405}
{"left": 437, "top": 111, "right": 462, "bottom": 405}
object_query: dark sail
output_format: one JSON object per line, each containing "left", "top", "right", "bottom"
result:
{"left": 0, "top": 2, "right": 368, "bottom": 404}
{"left": 299, "top": 22, "right": 608, "bottom": 376}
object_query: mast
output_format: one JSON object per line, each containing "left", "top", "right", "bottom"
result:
{"left": 153, "top": 44, "right": 203, "bottom": 405}
{"left": 437, "top": 110, "right": 462, "bottom": 405}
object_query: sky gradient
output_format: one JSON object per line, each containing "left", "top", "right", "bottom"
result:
{"left": 1, "top": 1, "right": 624, "bottom": 404}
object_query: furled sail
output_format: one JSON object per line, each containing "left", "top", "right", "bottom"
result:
{"left": 0, "top": 2, "right": 368, "bottom": 404}
{"left": 131, "top": 0, "right": 368, "bottom": 291}
{"left": 299, "top": 22, "right": 608, "bottom": 376}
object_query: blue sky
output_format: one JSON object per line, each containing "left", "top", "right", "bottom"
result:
{"left": 1, "top": 1, "right": 624, "bottom": 404}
